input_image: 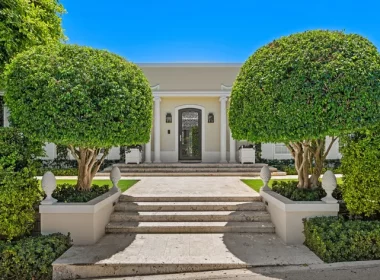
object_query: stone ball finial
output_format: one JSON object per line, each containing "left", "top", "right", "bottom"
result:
{"left": 321, "top": 170, "right": 338, "bottom": 204}
{"left": 41, "top": 171, "right": 57, "bottom": 205}
{"left": 260, "top": 165, "right": 271, "bottom": 191}
{"left": 110, "top": 166, "right": 121, "bottom": 191}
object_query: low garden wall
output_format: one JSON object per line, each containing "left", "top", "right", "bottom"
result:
{"left": 259, "top": 167, "right": 340, "bottom": 244}
{"left": 260, "top": 190, "right": 339, "bottom": 244}
{"left": 39, "top": 167, "right": 122, "bottom": 245}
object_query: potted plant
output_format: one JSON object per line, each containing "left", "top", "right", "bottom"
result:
{"left": 238, "top": 144, "right": 255, "bottom": 164}
{"left": 125, "top": 145, "right": 143, "bottom": 164}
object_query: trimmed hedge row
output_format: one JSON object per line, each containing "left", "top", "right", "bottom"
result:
{"left": 53, "top": 183, "right": 109, "bottom": 203}
{"left": 304, "top": 217, "right": 380, "bottom": 263}
{"left": 0, "top": 233, "right": 71, "bottom": 280}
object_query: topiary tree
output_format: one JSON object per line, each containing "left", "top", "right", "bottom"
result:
{"left": 229, "top": 30, "right": 380, "bottom": 189}
{"left": 0, "top": 0, "right": 65, "bottom": 77}
{"left": 340, "top": 126, "right": 380, "bottom": 217}
{"left": 4, "top": 44, "right": 153, "bottom": 190}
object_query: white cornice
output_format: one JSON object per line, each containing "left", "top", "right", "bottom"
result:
{"left": 150, "top": 84, "right": 160, "bottom": 91}
{"left": 153, "top": 91, "right": 230, "bottom": 97}
{"left": 221, "top": 84, "right": 233, "bottom": 90}
{"left": 138, "top": 63, "right": 242, "bottom": 68}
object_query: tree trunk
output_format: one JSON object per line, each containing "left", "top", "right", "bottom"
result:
{"left": 68, "top": 146, "right": 109, "bottom": 191}
{"left": 310, "top": 139, "right": 324, "bottom": 188}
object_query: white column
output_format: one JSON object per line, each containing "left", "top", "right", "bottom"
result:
{"left": 145, "top": 136, "right": 152, "bottom": 163}
{"left": 229, "top": 131, "right": 236, "bottom": 163}
{"left": 153, "top": 96, "right": 161, "bottom": 163}
{"left": 219, "top": 96, "right": 228, "bottom": 163}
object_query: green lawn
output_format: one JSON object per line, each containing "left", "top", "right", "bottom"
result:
{"left": 39, "top": 179, "right": 139, "bottom": 193}
{"left": 242, "top": 178, "right": 343, "bottom": 192}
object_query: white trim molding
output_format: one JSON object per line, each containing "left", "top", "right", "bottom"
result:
{"left": 150, "top": 84, "right": 160, "bottom": 91}
{"left": 175, "top": 104, "right": 206, "bottom": 162}
{"left": 221, "top": 84, "right": 233, "bottom": 91}
{"left": 153, "top": 91, "right": 231, "bottom": 97}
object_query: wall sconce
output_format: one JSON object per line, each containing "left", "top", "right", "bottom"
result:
{"left": 166, "top": 113, "right": 172, "bottom": 123}
{"left": 208, "top": 113, "right": 214, "bottom": 123}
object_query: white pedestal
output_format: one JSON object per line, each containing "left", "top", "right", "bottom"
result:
{"left": 125, "top": 148, "right": 142, "bottom": 164}
{"left": 238, "top": 148, "right": 255, "bottom": 164}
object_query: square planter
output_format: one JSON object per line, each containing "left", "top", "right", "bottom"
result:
{"left": 39, "top": 189, "right": 121, "bottom": 245}
{"left": 125, "top": 148, "right": 142, "bottom": 164}
{"left": 238, "top": 147, "right": 255, "bottom": 164}
{"left": 260, "top": 189, "right": 339, "bottom": 244}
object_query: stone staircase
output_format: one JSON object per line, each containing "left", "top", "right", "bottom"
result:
{"left": 106, "top": 195, "right": 275, "bottom": 234}
{"left": 99, "top": 163, "right": 285, "bottom": 177}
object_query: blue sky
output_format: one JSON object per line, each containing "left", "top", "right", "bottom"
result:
{"left": 60, "top": 0, "right": 379, "bottom": 63}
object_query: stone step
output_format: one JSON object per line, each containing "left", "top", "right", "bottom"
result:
{"left": 114, "top": 201, "right": 267, "bottom": 212}
{"left": 105, "top": 221, "right": 275, "bottom": 233}
{"left": 104, "top": 172, "right": 286, "bottom": 177}
{"left": 118, "top": 195, "right": 262, "bottom": 202}
{"left": 109, "top": 163, "right": 270, "bottom": 169}
{"left": 110, "top": 211, "right": 272, "bottom": 222}
{"left": 115, "top": 168, "right": 273, "bottom": 172}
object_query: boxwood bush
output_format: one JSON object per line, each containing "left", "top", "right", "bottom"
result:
{"left": 340, "top": 127, "right": 380, "bottom": 217}
{"left": 52, "top": 184, "right": 109, "bottom": 203}
{"left": 304, "top": 216, "right": 380, "bottom": 263}
{"left": 0, "top": 233, "right": 71, "bottom": 280}
{"left": 271, "top": 180, "right": 342, "bottom": 201}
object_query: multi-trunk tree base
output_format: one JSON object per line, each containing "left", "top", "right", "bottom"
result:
{"left": 68, "top": 146, "right": 110, "bottom": 191}
{"left": 287, "top": 137, "right": 337, "bottom": 189}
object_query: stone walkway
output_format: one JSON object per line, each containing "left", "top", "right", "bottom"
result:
{"left": 53, "top": 177, "right": 323, "bottom": 279}
{"left": 123, "top": 177, "right": 260, "bottom": 198}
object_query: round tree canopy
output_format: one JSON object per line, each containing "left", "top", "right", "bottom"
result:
{"left": 4, "top": 44, "right": 153, "bottom": 147}
{"left": 229, "top": 30, "right": 380, "bottom": 143}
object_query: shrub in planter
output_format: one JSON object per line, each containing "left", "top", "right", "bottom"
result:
{"left": 271, "top": 180, "right": 342, "bottom": 201}
{"left": 0, "top": 168, "right": 42, "bottom": 240}
{"left": 340, "top": 127, "right": 380, "bottom": 217}
{"left": 304, "top": 216, "right": 380, "bottom": 263}
{"left": 52, "top": 184, "right": 109, "bottom": 203}
{"left": 0, "top": 233, "right": 71, "bottom": 280}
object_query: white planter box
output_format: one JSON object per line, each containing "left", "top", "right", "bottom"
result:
{"left": 260, "top": 189, "right": 339, "bottom": 244}
{"left": 238, "top": 147, "right": 255, "bottom": 164}
{"left": 39, "top": 189, "right": 120, "bottom": 245}
{"left": 125, "top": 148, "right": 142, "bottom": 164}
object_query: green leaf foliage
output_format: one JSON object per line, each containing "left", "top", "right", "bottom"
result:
{"left": 4, "top": 44, "right": 153, "bottom": 148}
{"left": 304, "top": 217, "right": 380, "bottom": 263}
{"left": 0, "top": 168, "right": 42, "bottom": 240}
{"left": 0, "top": 0, "right": 65, "bottom": 76}
{"left": 0, "top": 127, "right": 44, "bottom": 172}
{"left": 229, "top": 30, "right": 380, "bottom": 143}
{"left": 52, "top": 183, "right": 109, "bottom": 203}
{"left": 0, "top": 233, "right": 71, "bottom": 280}
{"left": 340, "top": 127, "right": 380, "bottom": 216}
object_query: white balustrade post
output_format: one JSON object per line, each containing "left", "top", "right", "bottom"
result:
{"left": 219, "top": 96, "right": 228, "bottom": 163}
{"left": 229, "top": 130, "right": 236, "bottom": 163}
{"left": 321, "top": 170, "right": 338, "bottom": 203}
{"left": 41, "top": 171, "right": 57, "bottom": 204}
{"left": 153, "top": 96, "right": 161, "bottom": 163}
{"left": 110, "top": 166, "right": 121, "bottom": 192}
{"left": 260, "top": 166, "right": 271, "bottom": 191}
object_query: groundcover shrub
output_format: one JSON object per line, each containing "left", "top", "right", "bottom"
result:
{"left": 340, "top": 127, "right": 380, "bottom": 217}
{"left": 271, "top": 180, "right": 342, "bottom": 201}
{"left": 304, "top": 216, "right": 380, "bottom": 263}
{"left": 0, "top": 233, "right": 71, "bottom": 280}
{"left": 52, "top": 184, "right": 109, "bottom": 203}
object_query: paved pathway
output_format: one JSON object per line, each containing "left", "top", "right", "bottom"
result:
{"left": 123, "top": 177, "right": 261, "bottom": 198}
{"left": 54, "top": 177, "right": 323, "bottom": 279}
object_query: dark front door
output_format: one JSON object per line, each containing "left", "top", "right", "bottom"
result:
{"left": 179, "top": 108, "right": 202, "bottom": 160}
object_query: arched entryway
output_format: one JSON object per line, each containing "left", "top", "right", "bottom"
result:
{"left": 175, "top": 105, "right": 206, "bottom": 162}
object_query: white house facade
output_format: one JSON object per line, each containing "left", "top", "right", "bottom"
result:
{"left": 0, "top": 63, "right": 341, "bottom": 162}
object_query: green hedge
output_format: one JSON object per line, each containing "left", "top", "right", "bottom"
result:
{"left": 37, "top": 168, "right": 78, "bottom": 176}
{"left": 340, "top": 128, "right": 380, "bottom": 217}
{"left": 52, "top": 184, "right": 109, "bottom": 203}
{"left": 271, "top": 180, "right": 342, "bottom": 201}
{"left": 304, "top": 217, "right": 380, "bottom": 263}
{"left": 0, "top": 233, "right": 71, "bottom": 280}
